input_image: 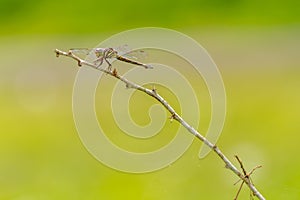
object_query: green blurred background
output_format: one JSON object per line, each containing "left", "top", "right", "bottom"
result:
{"left": 0, "top": 0, "right": 300, "bottom": 199}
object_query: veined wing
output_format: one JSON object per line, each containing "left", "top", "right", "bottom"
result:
{"left": 116, "top": 46, "right": 152, "bottom": 69}
{"left": 69, "top": 48, "right": 93, "bottom": 55}
{"left": 69, "top": 46, "right": 152, "bottom": 69}
{"left": 69, "top": 48, "right": 99, "bottom": 61}
{"left": 115, "top": 45, "right": 148, "bottom": 60}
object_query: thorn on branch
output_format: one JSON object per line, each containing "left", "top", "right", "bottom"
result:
{"left": 152, "top": 85, "right": 157, "bottom": 94}
{"left": 125, "top": 82, "right": 134, "bottom": 89}
{"left": 112, "top": 68, "right": 118, "bottom": 76}
{"left": 169, "top": 113, "right": 176, "bottom": 122}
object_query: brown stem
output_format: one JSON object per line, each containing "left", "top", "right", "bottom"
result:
{"left": 54, "top": 49, "right": 266, "bottom": 200}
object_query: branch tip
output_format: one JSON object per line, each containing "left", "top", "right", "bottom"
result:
{"left": 55, "top": 49, "right": 60, "bottom": 57}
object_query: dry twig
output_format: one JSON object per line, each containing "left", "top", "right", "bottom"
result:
{"left": 54, "top": 49, "right": 266, "bottom": 200}
{"left": 234, "top": 155, "right": 262, "bottom": 200}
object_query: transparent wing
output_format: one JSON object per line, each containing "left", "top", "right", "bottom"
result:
{"left": 124, "top": 49, "right": 148, "bottom": 60}
{"left": 69, "top": 48, "right": 99, "bottom": 62}
{"left": 114, "top": 44, "right": 131, "bottom": 55}
{"left": 69, "top": 48, "right": 92, "bottom": 55}
{"left": 114, "top": 45, "right": 148, "bottom": 60}
{"left": 69, "top": 46, "right": 151, "bottom": 68}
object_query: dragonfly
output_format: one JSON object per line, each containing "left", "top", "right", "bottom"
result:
{"left": 69, "top": 46, "right": 153, "bottom": 69}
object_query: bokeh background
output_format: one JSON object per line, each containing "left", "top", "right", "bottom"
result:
{"left": 1, "top": 0, "right": 300, "bottom": 199}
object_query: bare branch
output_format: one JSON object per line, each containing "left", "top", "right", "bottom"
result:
{"left": 54, "top": 49, "right": 266, "bottom": 200}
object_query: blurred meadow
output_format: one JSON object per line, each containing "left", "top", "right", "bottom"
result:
{"left": 0, "top": 0, "right": 300, "bottom": 199}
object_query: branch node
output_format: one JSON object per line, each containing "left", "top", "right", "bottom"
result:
{"left": 112, "top": 68, "right": 118, "bottom": 76}
{"left": 169, "top": 113, "right": 176, "bottom": 122}
{"left": 125, "top": 83, "right": 133, "bottom": 89}
{"left": 152, "top": 85, "right": 157, "bottom": 94}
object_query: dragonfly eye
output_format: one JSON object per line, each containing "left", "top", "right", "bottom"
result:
{"left": 93, "top": 48, "right": 104, "bottom": 57}
{"left": 95, "top": 52, "right": 100, "bottom": 57}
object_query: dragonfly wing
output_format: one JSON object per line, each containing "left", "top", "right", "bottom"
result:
{"left": 69, "top": 48, "right": 98, "bottom": 62}
{"left": 69, "top": 48, "right": 92, "bottom": 55}
{"left": 122, "top": 49, "right": 148, "bottom": 60}
{"left": 113, "top": 44, "right": 130, "bottom": 55}
{"left": 113, "top": 45, "right": 152, "bottom": 68}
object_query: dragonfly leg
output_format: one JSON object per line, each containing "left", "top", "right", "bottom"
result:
{"left": 104, "top": 57, "right": 112, "bottom": 67}
{"left": 103, "top": 49, "right": 113, "bottom": 69}
{"left": 93, "top": 56, "right": 104, "bottom": 68}
{"left": 107, "top": 64, "right": 112, "bottom": 72}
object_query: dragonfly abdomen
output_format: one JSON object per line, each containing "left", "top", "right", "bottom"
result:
{"left": 116, "top": 55, "right": 152, "bottom": 69}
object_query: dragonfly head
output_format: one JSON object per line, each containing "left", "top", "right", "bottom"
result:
{"left": 94, "top": 48, "right": 104, "bottom": 58}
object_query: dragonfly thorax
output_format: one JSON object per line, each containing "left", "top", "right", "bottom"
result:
{"left": 94, "top": 48, "right": 118, "bottom": 58}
